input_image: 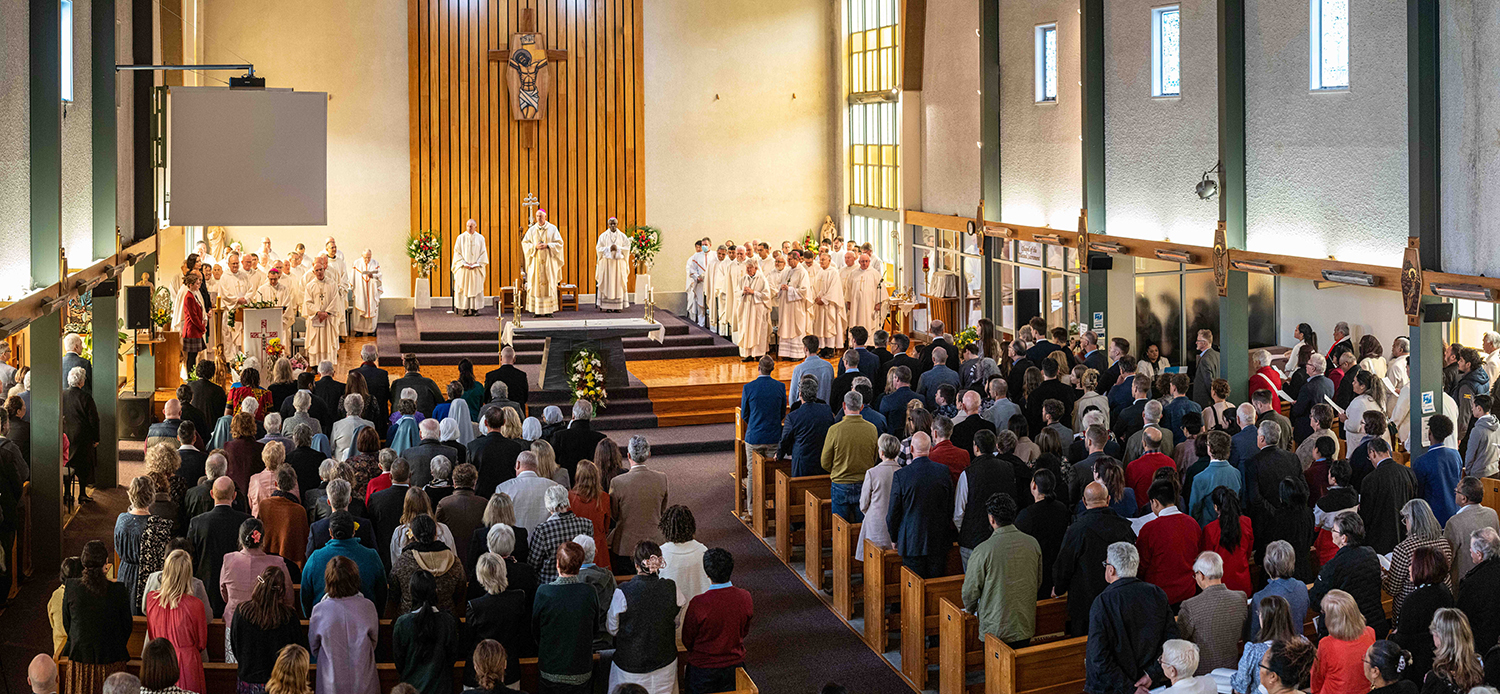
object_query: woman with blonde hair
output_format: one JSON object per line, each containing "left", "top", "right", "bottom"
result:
{"left": 267, "top": 357, "right": 297, "bottom": 407}
{"left": 264, "top": 644, "right": 311, "bottom": 694}
{"left": 1384, "top": 499, "right": 1453, "bottom": 617}
{"left": 499, "top": 407, "right": 524, "bottom": 439}
{"left": 568, "top": 460, "right": 611, "bottom": 551}
{"left": 115, "top": 475, "right": 175, "bottom": 615}
{"left": 465, "top": 493, "right": 531, "bottom": 584}
{"left": 899, "top": 407, "right": 933, "bottom": 466}
{"left": 531, "top": 439, "right": 570, "bottom": 486}
{"left": 1311, "top": 590, "right": 1377, "bottom": 694}
{"left": 248, "top": 441, "right": 298, "bottom": 516}
{"left": 389, "top": 487, "right": 458, "bottom": 559}
{"left": 1423, "top": 608, "right": 1483, "bottom": 694}
{"left": 144, "top": 549, "right": 208, "bottom": 693}
{"left": 466, "top": 639, "right": 510, "bottom": 694}
{"left": 1074, "top": 369, "right": 1109, "bottom": 431}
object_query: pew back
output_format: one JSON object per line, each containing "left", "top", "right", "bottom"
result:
{"left": 831, "top": 517, "right": 863, "bottom": 619}
{"left": 772, "top": 470, "right": 830, "bottom": 560}
{"left": 803, "top": 490, "right": 834, "bottom": 587}
{"left": 984, "top": 633, "right": 1088, "bottom": 694}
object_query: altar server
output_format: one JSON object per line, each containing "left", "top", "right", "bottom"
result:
{"left": 735, "top": 258, "right": 775, "bottom": 360}
{"left": 302, "top": 257, "right": 341, "bottom": 366}
{"left": 686, "top": 239, "right": 709, "bottom": 326}
{"left": 522, "top": 209, "right": 566, "bottom": 317}
{"left": 595, "top": 217, "right": 631, "bottom": 312}
{"left": 452, "top": 219, "right": 489, "bottom": 317}
{"left": 351, "top": 249, "right": 383, "bottom": 335}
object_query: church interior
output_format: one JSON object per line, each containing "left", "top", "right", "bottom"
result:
{"left": 4, "top": 0, "right": 1500, "bottom": 693}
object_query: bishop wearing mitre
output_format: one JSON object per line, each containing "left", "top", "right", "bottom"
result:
{"left": 522, "top": 209, "right": 565, "bottom": 317}
{"left": 776, "top": 249, "right": 812, "bottom": 359}
{"left": 810, "top": 251, "right": 847, "bottom": 353}
{"left": 254, "top": 265, "right": 298, "bottom": 341}
{"left": 452, "top": 219, "right": 489, "bottom": 317}
{"left": 594, "top": 217, "right": 631, "bottom": 312}
{"left": 734, "top": 258, "right": 774, "bottom": 360}
{"left": 845, "top": 252, "right": 886, "bottom": 335}
{"left": 302, "top": 257, "right": 341, "bottom": 366}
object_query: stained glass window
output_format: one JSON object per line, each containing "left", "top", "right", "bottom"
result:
{"left": 1154, "top": 7, "right": 1181, "bottom": 96}
{"left": 1037, "top": 24, "right": 1058, "bottom": 102}
{"left": 1312, "top": 0, "right": 1349, "bottom": 89}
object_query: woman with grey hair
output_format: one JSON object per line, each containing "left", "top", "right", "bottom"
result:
{"left": 1249, "top": 540, "right": 1311, "bottom": 638}
{"left": 480, "top": 522, "right": 538, "bottom": 607}
{"left": 1157, "top": 640, "right": 1216, "bottom": 694}
{"left": 425, "top": 455, "right": 455, "bottom": 505}
{"left": 464, "top": 495, "right": 532, "bottom": 595}
{"left": 857, "top": 434, "right": 903, "bottom": 556}
{"left": 1383, "top": 498, "right": 1453, "bottom": 616}
{"left": 303, "top": 458, "right": 341, "bottom": 521}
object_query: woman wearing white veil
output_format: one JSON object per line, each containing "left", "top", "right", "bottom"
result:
{"left": 521, "top": 417, "right": 543, "bottom": 443}
{"left": 444, "top": 397, "right": 477, "bottom": 444}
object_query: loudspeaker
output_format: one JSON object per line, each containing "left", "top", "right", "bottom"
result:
{"left": 118, "top": 394, "right": 152, "bottom": 440}
{"left": 1016, "top": 288, "right": 1041, "bottom": 328}
{"left": 1422, "top": 302, "right": 1454, "bottom": 323}
{"left": 124, "top": 285, "right": 152, "bottom": 329}
{"left": 1088, "top": 255, "right": 1114, "bottom": 271}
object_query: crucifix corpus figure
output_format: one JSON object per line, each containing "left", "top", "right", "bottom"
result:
{"left": 522, "top": 209, "right": 565, "bottom": 317}
{"left": 487, "top": 9, "right": 569, "bottom": 123}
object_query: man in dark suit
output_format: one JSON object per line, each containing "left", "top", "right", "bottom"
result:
{"left": 62, "top": 333, "right": 93, "bottom": 391}
{"left": 390, "top": 353, "right": 444, "bottom": 417}
{"left": 1228, "top": 404, "right": 1261, "bottom": 472}
{"left": 1068, "top": 427, "right": 1115, "bottom": 506}
{"left": 61, "top": 367, "right": 99, "bottom": 503}
{"left": 1024, "top": 318, "right": 1065, "bottom": 365}
{"left": 828, "top": 351, "right": 862, "bottom": 416}
{"left": 1291, "top": 353, "right": 1337, "bottom": 441}
{"left": 284, "top": 425, "right": 328, "bottom": 494}
{"left": 367, "top": 458, "right": 414, "bottom": 568}
{"left": 886, "top": 432, "right": 955, "bottom": 578}
{"left": 549, "top": 400, "right": 610, "bottom": 481}
{"left": 401, "top": 418, "right": 453, "bottom": 487}
{"left": 175, "top": 384, "right": 210, "bottom": 448}
{"left": 837, "top": 326, "right": 881, "bottom": 381}
{"left": 435, "top": 463, "right": 490, "bottom": 565}
{"left": 870, "top": 329, "right": 894, "bottom": 365}
{"left": 1359, "top": 438, "right": 1417, "bottom": 555}
{"left": 350, "top": 343, "right": 392, "bottom": 425}
{"left": 306, "top": 478, "right": 377, "bottom": 555}
{"left": 1081, "top": 331, "right": 1108, "bottom": 375}
{"left": 920, "top": 321, "right": 960, "bottom": 373}
{"left": 1084, "top": 542, "right": 1177, "bottom": 694}
{"left": 779, "top": 378, "right": 837, "bottom": 477}
{"left": 883, "top": 334, "right": 924, "bottom": 393}
{"left": 187, "top": 476, "right": 252, "bottom": 616}
{"left": 146, "top": 398, "right": 190, "bottom": 451}
{"left": 1054, "top": 482, "right": 1137, "bottom": 635}
{"left": 1101, "top": 337, "right": 1132, "bottom": 394}
{"left": 311, "top": 361, "right": 346, "bottom": 416}
{"left": 185, "top": 454, "right": 248, "bottom": 518}
{"left": 1191, "top": 329, "right": 1220, "bottom": 408}
{"left": 468, "top": 406, "right": 527, "bottom": 495}
{"left": 190, "top": 361, "right": 228, "bottom": 421}
{"left": 878, "top": 365, "right": 923, "bottom": 437}
{"left": 1006, "top": 341, "right": 1036, "bottom": 404}
{"left": 1025, "top": 358, "right": 1076, "bottom": 434}
{"left": 1111, "top": 374, "right": 1149, "bottom": 441}
{"left": 951, "top": 391, "right": 996, "bottom": 454}
{"left": 483, "top": 345, "right": 531, "bottom": 413}
{"left": 1243, "top": 420, "right": 1302, "bottom": 549}
{"left": 175, "top": 423, "right": 208, "bottom": 487}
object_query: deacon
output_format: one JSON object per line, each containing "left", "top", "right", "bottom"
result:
{"left": 522, "top": 208, "right": 566, "bottom": 317}
{"left": 351, "top": 249, "right": 383, "bottom": 335}
{"left": 302, "top": 257, "right": 341, "bottom": 366}
{"left": 595, "top": 217, "right": 631, "bottom": 312}
{"left": 811, "top": 251, "right": 847, "bottom": 353}
{"left": 735, "top": 258, "right": 774, "bottom": 361}
{"left": 685, "top": 239, "right": 709, "bottom": 326}
{"left": 452, "top": 219, "right": 489, "bottom": 317}
{"left": 777, "top": 249, "right": 812, "bottom": 360}
{"left": 254, "top": 265, "right": 298, "bottom": 339}
{"left": 218, "top": 253, "right": 253, "bottom": 353}
{"left": 846, "top": 252, "right": 887, "bottom": 335}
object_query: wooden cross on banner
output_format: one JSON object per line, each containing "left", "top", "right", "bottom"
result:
{"left": 488, "top": 8, "right": 568, "bottom": 149}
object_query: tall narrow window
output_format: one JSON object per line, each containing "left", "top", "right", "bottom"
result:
{"left": 847, "top": 0, "right": 900, "bottom": 210}
{"left": 1310, "top": 0, "right": 1349, "bottom": 89}
{"left": 60, "top": 0, "right": 73, "bottom": 102}
{"left": 1152, "top": 6, "right": 1181, "bottom": 96}
{"left": 1035, "top": 24, "right": 1058, "bottom": 103}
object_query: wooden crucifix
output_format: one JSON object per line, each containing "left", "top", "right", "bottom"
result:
{"left": 488, "top": 8, "right": 568, "bottom": 136}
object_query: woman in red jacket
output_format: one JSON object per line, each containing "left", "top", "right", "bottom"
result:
{"left": 1201, "top": 486, "right": 1254, "bottom": 594}
{"left": 180, "top": 272, "right": 208, "bottom": 377}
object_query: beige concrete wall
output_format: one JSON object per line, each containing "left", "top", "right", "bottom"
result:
{"left": 202, "top": 0, "right": 411, "bottom": 294}
{"left": 642, "top": 0, "right": 841, "bottom": 291}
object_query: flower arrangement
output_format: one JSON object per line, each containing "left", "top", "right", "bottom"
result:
{"left": 265, "top": 337, "right": 286, "bottom": 360}
{"left": 953, "top": 326, "right": 979, "bottom": 351}
{"left": 408, "top": 230, "right": 442, "bottom": 279}
{"left": 226, "top": 300, "right": 277, "bottom": 328}
{"left": 150, "top": 287, "right": 173, "bottom": 328}
{"left": 801, "top": 228, "right": 819, "bottom": 251}
{"left": 566, "top": 348, "right": 609, "bottom": 410}
{"left": 629, "top": 225, "right": 663, "bottom": 271}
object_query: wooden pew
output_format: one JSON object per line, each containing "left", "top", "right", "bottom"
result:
{"left": 984, "top": 632, "right": 1088, "bottom": 694}
{"left": 127, "top": 615, "right": 449, "bottom": 663}
{"left": 900, "top": 566, "right": 964, "bottom": 689}
{"left": 831, "top": 517, "right": 863, "bottom": 619}
{"left": 937, "top": 597, "right": 1071, "bottom": 694}
{"left": 725, "top": 666, "right": 761, "bottom": 693}
{"left": 750, "top": 453, "right": 791, "bottom": 540}
{"left": 733, "top": 407, "right": 746, "bottom": 519}
{"left": 1481, "top": 476, "right": 1500, "bottom": 518}
{"left": 772, "top": 470, "right": 830, "bottom": 561}
{"left": 861, "top": 540, "right": 904, "bottom": 651}
{"left": 803, "top": 489, "right": 834, "bottom": 588}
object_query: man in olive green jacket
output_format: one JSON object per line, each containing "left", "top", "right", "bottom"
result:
{"left": 821, "top": 390, "right": 880, "bottom": 521}
{"left": 961, "top": 492, "right": 1042, "bottom": 645}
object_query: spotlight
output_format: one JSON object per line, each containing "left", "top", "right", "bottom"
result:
{"left": 1229, "top": 259, "right": 1281, "bottom": 275}
{"left": 1033, "top": 233, "right": 1065, "bottom": 246}
{"left": 1195, "top": 161, "right": 1223, "bottom": 200}
{"left": 1320, "top": 269, "right": 1380, "bottom": 287}
{"left": 1088, "top": 241, "right": 1127, "bottom": 254}
{"left": 1430, "top": 283, "right": 1495, "bottom": 302}
{"left": 1155, "top": 249, "right": 1196, "bottom": 264}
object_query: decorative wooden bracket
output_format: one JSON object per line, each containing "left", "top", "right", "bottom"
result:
{"left": 1078, "top": 208, "right": 1091, "bottom": 274}
{"left": 1212, "top": 220, "right": 1229, "bottom": 297}
{"left": 1402, "top": 238, "right": 1422, "bottom": 327}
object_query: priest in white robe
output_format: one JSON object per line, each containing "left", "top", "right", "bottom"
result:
{"left": 685, "top": 239, "right": 708, "bottom": 326}
{"left": 218, "top": 253, "right": 253, "bottom": 355}
{"left": 594, "top": 217, "right": 631, "bottom": 312}
{"left": 452, "top": 219, "right": 489, "bottom": 316}
{"left": 721, "top": 247, "right": 748, "bottom": 341}
{"left": 302, "top": 257, "right": 341, "bottom": 366}
{"left": 810, "top": 251, "right": 847, "bottom": 353}
{"left": 241, "top": 253, "right": 268, "bottom": 297}
{"left": 254, "top": 266, "right": 298, "bottom": 340}
{"left": 777, "top": 250, "right": 812, "bottom": 360}
{"left": 351, "top": 249, "right": 383, "bottom": 334}
{"left": 193, "top": 240, "right": 217, "bottom": 269}
{"left": 845, "top": 252, "right": 887, "bottom": 335}
{"left": 706, "top": 245, "right": 727, "bottom": 333}
{"left": 522, "top": 209, "right": 565, "bottom": 316}
{"left": 258, "top": 237, "right": 281, "bottom": 267}
{"left": 321, "top": 239, "right": 350, "bottom": 337}
{"left": 734, "top": 258, "right": 774, "bottom": 360}
{"left": 282, "top": 251, "right": 308, "bottom": 305}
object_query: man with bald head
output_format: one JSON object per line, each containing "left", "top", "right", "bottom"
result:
{"left": 302, "top": 256, "right": 341, "bottom": 365}
{"left": 28, "top": 654, "right": 57, "bottom": 694}
{"left": 886, "top": 431, "right": 956, "bottom": 578}
{"left": 187, "top": 476, "right": 251, "bottom": 616}
{"left": 1053, "top": 480, "right": 1137, "bottom": 635}
{"left": 951, "top": 390, "right": 996, "bottom": 452}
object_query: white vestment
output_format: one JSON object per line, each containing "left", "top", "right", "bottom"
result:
{"left": 845, "top": 266, "right": 886, "bottom": 334}
{"left": 254, "top": 281, "right": 298, "bottom": 338}
{"left": 451, "top": 231, "right": 490, "bottom": 311}
{"left": 351, "top": 256, "right": 383, "bottom": 331}
{"left": 810, "top": 265, "right": 847, "bottom": 349}
{"left": 302, "top": 276, "right": 341, "bottom": 365}
{"left": 218, "top": 270, "right": 252, "bottom": 354}
{"left": 594, "top": 228, "right": 631, "bottom": 310}
{"left": 685, "top": 251, "right": 708, "bottom": 325}
{"left": 522, "top": 222, "right": 565, "bottom": 314}
{"left": 723, "top": 259, "right": 747, "bottom": 340}
{"left": 258, "top": 247, "right": 281, "bottom": 267}
{"left": 734, "top": 272, "right": 774, "bottom": 358}
{"left": 324, "top": 252, "right": 349, "bottom": 336}
{"left": 705, "top": 254, "right": 724, "bottom": 332}
{"left": 777, "top": 264, "right": 812, "bottom": 359}
{"left": 242, "top": 268, "right": 267, "bottom": 298}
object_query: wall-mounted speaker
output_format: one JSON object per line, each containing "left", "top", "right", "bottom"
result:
{"left": 124, "top": 286, "right": 152, "bottom": 329}
{"left": 1421, "top": 302, "right": 1454, "bottom": 323}
{"left": 1088, "top": 255, "right": 1114, "bottom": 271}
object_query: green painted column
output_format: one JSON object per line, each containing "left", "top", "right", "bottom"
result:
{"left": 30, "top": 313, "right": 63, "bottom": 572}
{"left": 1406, "top": 298, "right": 1446, "bottom": 459}
{"left": 30, "top": 0, "right": 64, "bottom": 572}
{"left": 91, "top": 0, "right": 120, "bottom": 490}
{"left": 93, "top": 282, "right": 119, "bottom": 489}
{"left": 979, "top": 0, "right": 1002, "bottom": 320}
{"left": 1405, "top": 0, "right": 1441, "bottom": 458}
{"left": 135, "top": 254, "right": 158, "bottom": 391}
{"left": 1079, "top": 0, "right": 1107, "bottom": 328}
{"left": 1216, "top": 0, "right": 1249, "bottom": 402}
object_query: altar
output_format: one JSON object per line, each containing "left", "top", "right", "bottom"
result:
{"left": 500, "top": 317, "right": 666, "bottom": 390}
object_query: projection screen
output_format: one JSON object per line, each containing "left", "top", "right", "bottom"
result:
{"left": 168, "top": 87, "right": 328, "bottom": 226}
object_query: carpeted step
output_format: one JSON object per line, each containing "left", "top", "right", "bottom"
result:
{"left": 378, "top": 345, "right": 741, "bottom": 367}
{"left": 602, "top": 422, "right": 736, "bottom": 454}
{"left": 394, "top": 333, "right": 721, "bottom": 355}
